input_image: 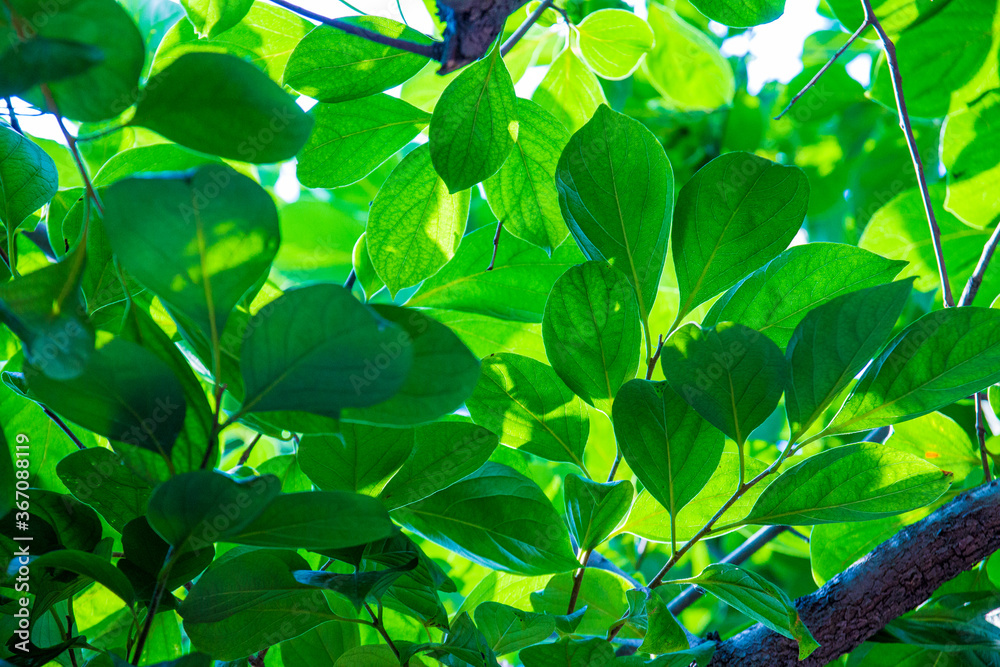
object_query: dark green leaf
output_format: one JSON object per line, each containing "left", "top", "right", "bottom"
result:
{"left": 55, "top": 448, "right": 152, "bottom": 531}
{"left": 677, "top": 563, "right": 818, "bottom": 659}
{"left": 297, "top": 95, "right": 430, "bottom": 189}
{"left": 238, "top": 284, "right": 414, "bottom": 419}
{"left": 483, "top": 99, "right": 571, "bottom": 253}
{"left": 179, "top": 550, "right": 340, "bottom": 660}
{"left": 474, "top": 601, "right": 556, "bottom": 655}
{"left": 378, "top": 421, "right": 498, "bottom": 510}
{"left": 0, "top": 37, "right": 104, "bottom": 98}
{"left": 2, "top": 0, "right": 144, "bottom": 121}
{"left": 299, "top": 425, "right": 414, "bottom": 495}
{"left": 0, "top": 124, "right": 58, "bottom": 231}
{"left": 703, "top": 243, "right": 907, "bottom": 348}
{"left": 132, "top": 52, "right": 313, "bottom": 163}
{"left": 293, "top": 557, "right": 418, "bottom": 610}
{"left": 672, "top": 152, "right": 809, "bottom": 321}
{"left": 146, "top": 470, "right": 281, "bottom": 550}
{"left": 340, "top": 305, "right": 480, "bottom": 426}
{"left": 26, "top": 338, "right": 187, "bottom": 458}
{"left": 613, "top": 379, "right": 724, "bottom": 524}
{"left": 826, "top": 307, "right": 1000, "bottom": 436}
{"left": 661, "top": 322, "right": 787, "bottom": 445}
{"left": 103, "top": 165, "right": 279, "bottom": 351}
{"left": 30, "top": 549, "right": 135, "bottom": 607}
{"left": 740, "top": 443, "right": 952, "bottom": 526}
{"left": 520, "top": 638, "right": 616, "bottom": 667}
{"left": 429, "top": 42, "right": 517, "bottom": 192}
{"left": 564, "top": 474, "right": 632, "bottom": 550}
{"left": 392, "top": 462, "right": 579, "bottom": 575}
{"left": 284, "top": 18, "right": 430, "bottom": 102}
{"left": 543, "top": 260, "right": 642, "bottom": 413}
{"left": 366, "top": 144, "right": 471, "bottom": 296}
{"left": 555, "top": 104, "right": 673, "bottom": 318}
{"left": 117, "top": 516, "right": 215, "bottom": 601}
{"left": 785, "top": 280, "right": 914, "bottom": 440}
{"left": 278, "top": 620, "right": 360, "bottom": 666}
{"left": 466, "top": 352, "right": 590, "bottom": 469}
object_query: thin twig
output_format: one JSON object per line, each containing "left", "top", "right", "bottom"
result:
{"left": 861, "top": 0, "right": 953, "bottom": 306}
{"left": 501, "top": 0, "right": 555, "bottom": 56}
{"left": 266, "top": 0, "right": 441, "bottom": 60}
{"left": 4, "top": 97, "right": 22, "bottom": 134}
{"left": 959, "top": 221, "right": 1000, "bottom": 306}
{"left": 132, "top": 548, "right": 180, "bottom": 665}
{"left": 42, "top": 406, "right": 87, "bottom": 450}
{"left": 977, "top": 392, "right": 992, "bottom": 482}
{"left": 39, "top": 85, "right": 104, "bottom": 216}
{"left": 365, "top": 602, "right": 401, "bottom": 660}
{"left": 644, "top": 334, "right": 664, "bottom": 380}
{"left": 774, "top": 20, "right": 869, "bottom": 120}
{"left": 487, "top": 219, "right": 504, "bottom": 271}
{"left": 606, "top": 451, "right": 622, "bottom": 482}
{"left": 237, "top": 432, "right": 264, "bottom": 466}
{"left": 344, "top": 268, "right": 357, "bottom": 289}
{"left": 566, "top": 549, "right": 592, "bottom": 614}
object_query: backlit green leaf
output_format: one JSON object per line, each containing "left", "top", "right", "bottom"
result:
{"left": 564, "top": 474, "right": 632, "bottom": 551}
{"left": 942, "top": 89, "right": 1000, "bottom": 228}
{"left": 0, "top": 123, "right": 58, "bottom": 231}
{"left": 180, "top": 0, "right": 253, "bottom": 37}
{"left": 532, "top": 48, "right": 608, "bottom": 133}
{"left": 690, "top": 0, "right": 785, "bottom": 27}
{"left": 576, "top": 9, "right": 655, "bottom": 80}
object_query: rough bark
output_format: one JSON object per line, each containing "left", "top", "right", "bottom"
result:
{"left": 707, "top": 480, "right": 1000, "bottom": 666}
{"left": 435, "top": 0, "right": 530, "bottom": 73}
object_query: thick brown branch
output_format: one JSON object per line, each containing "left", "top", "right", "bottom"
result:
{"left": 707, "top": 480, "right": 1000, "bottom": 666}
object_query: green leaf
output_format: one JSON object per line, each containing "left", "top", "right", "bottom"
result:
{"left": 672, "top": 152, "right": 809, "bottom": 321}
{"left": 527, "top": 567, "right": 630, "bottom": 634}
{"left": 0, "top": 37, "right": 104, "bottom": 99}
{"left": 621, "top": 588, "right": 688, "bottom": 654}
{"left": 859, "top": 185, "right": 1000, "bottom": 306}
{"left": 0, "top": 251, "right": 94, "bottom": 379}
{"left": 55, "top": 448, "right": 152, "bottom": 531}
{"left": 278, "top": 620, "right": 359, "bottom": 666}
{"left": 429, "top": 41, "right": 517, "bottom": 192}
{"left": 132, "top": 52, "right": 313, "bottom": 163}
{"left": 555, "top": 105, "right": 673, "bottom": 318}
{"left": 392, "top": 462, "right": 579, "bottom": 575}
{"left": 678, "top": 563, "right": 818, "bottom": 659}
{"left": 406, "top": 225, "right": 584, "bottom": 322}
{"left": 228, "top": 490, "right": 399, "bottom": 550}
{"left": 284, "top": 18, "right": 430, "bottom": 102}
{"left": 942, "top": 89, "right": 1000, "bottom": 228}
{"left": 642, "top": 5, "right": 735, "bottom": 111}
{"left": 154, "top": 1, "right": 311, "bottom": 82}
{"left": 0, "top": 121, "right": 58, "bottom": 232}
{"left": 474, "top": 602, "right": 556, "bottom": 655}
{"left": 103, "top": 165, "right": 279, "bottom": 351}
{"left": 890, "top": 412, "right": 981, "bottom": 485}
{"left": 689, "top": 0, "right": 785, "bottom": 27}
{"left": 624, "top": 453, "right": 770, "bottom": 543}
{"left": 299, "top": 425, "right": 414, "bottom": 495}
{"left": 26, "top": 338, "right": 187, "bottom": 458}
{"left": 353, "top": 233, "right": 384, "bottom": 300}
{"left": 146, "top": 470, "right": 281, "bottom": 550}
{"left": 1, "top": 0, "right": 145, "bottom": 121}
{"left": 531, "top": 48, "right": 608, "bottom": 133}
{"left": 612, "top": 379, "right": 724, "bottom": 524}
{"left": 31, "top": 549, "right": 135, "bottom": 607}
{"left": 826, "top": 307, "right": 1000, "bottom": 436}
{"left": 543, "top": 261, "right": 642, "bottom": 413}
{"left": 180, "top": 550, "right": 340, "bottom": 660}
{"left": 703, "top": 243, "right": 908, "bottom": 348}
{"left": 661, "top": 322, "right": 787, "bottom": 445}
{"left": 378, "top": 421, "right": 498, "bottom": 510}
{"left": 466, "top": 352, "right": 590, "bottom": 469}
{"left": 117, "top": 516, "right": 215, "bottom": 602}
{"left": 180, "top": 0, "right": 253, "bottom": 37}
{"left": 297, "top": 95, "right": 430, "bottom": 189}
{"left": 785, "top": 280, "right": 914, "bottom": 440}
{"left": 564, "top": 474, "right": 632, "bottom": 551}
{"left": 810, "top": 514, "right": 910, "bottom": 584}
{"left": 238, "top": 284, "right": 414, "bottom": 419}
{"left": 334, "top": 645, "right": 402, "bottom": 666}
{"left": 293, "top": 557, "right": 418, "bottom": 610}
{"left": 576, "top": 9, "right": 655, "bottom": 80}
{"left": 482, "top": 99, "right": 571, "bottom": 254}
{"left": 422, "top": 611, "right": 499, "bottom": 667}
{"left": 340, "top": 305, "right": 480, "bottom": 426}
{"left": 740, "top": 442, "right": 952, "bottom": 526}
{"left": 520, "top": 638, "right": 616, "bottom": 667}
{"left": 366, "top": 144, "right": 471, "bottom": 296}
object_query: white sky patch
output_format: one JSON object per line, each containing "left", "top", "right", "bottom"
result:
{"left": 846, "top": 53, "right": 873, "bottom": 87}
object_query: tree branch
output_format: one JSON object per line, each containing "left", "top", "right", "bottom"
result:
{"left": 707, "top": 480, "right": 1000, "bottom": 666}
{"left": 959, "top": 220, "right": 1000, "bottom": 307}
{"left": 501, "top": 0, "right": 553, "bottom": 56}
{"left": 860, "top": 0, "right": 953, "bottom": 306}
{"left": 265, "top": 0, "right": 441, "bottom": 59}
